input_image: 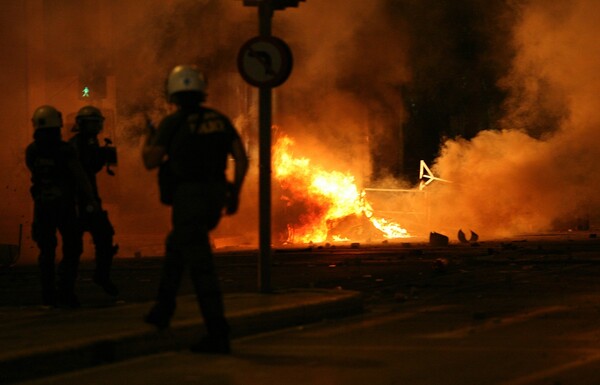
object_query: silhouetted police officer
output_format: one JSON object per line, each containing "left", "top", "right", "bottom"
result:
{"left": 142, "top": 65, "right": 248, "bottom": 354}
{"left": 26, "top": 105, "right": 97, "bottom": 308}
{"left": 69, "top": 106, "right": 119, "bottom": 296}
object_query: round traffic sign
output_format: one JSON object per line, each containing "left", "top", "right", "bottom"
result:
{"left": 237, "top": 36, "right": 293, "bottom": 88}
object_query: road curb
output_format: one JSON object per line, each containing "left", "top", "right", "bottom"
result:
{"left": 0, "top": 290, "right": 363, "bottom": 384}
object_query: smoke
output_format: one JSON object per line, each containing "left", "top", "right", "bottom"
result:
{"left": 114, "top": 0, "right": 253, "bottom": 118}
{"left": 0, "top": 4, "right": 36, "bottom": 258}
{"left": 106, "top": 1, "right": 258, "bottom": 254}
{"left": 275, "top": 0, "right": 410, "bottom": 181}
{"left": 6, "top": 0, "right": 599, "bottom": 262}
{"left": 427, "top": 0, "right": 600, "bottom": 238}
{"left": 0, "top": 0, "right": 258, "bottom": 262}
{"left": 4, "top": 0, "right": 415, "bottom": 256}
{"left": 270, "top": 0, "right": 599, "bottom": 240}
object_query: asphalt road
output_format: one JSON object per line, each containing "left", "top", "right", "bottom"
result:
{"left": 2, "top": 233, "right": 600, "bottom": 308}
{"left": 16, "top": 232, "right": 600, "bottom": 385}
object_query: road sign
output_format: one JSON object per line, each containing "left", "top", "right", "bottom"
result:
{"left": 237, "top": 36, "right": 293, "bottom": 88}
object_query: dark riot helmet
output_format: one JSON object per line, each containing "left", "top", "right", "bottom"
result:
{"left": 73, "top": 105, "right": 105, "bottom": 133}
{"left": 76, "top": 105, "right": 104, "bottom": 123}
{"left": 32, "top": 105, "right": 63, "bottom": 130}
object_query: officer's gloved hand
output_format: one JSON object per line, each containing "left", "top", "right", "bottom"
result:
{"left": 224, "top": 183, "right": 239, "bottom": 215}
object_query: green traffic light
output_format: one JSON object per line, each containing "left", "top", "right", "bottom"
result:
{"left": 82, "top": 86, "right": 90, "bottom": 98}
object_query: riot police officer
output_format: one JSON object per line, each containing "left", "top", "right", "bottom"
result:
{"left": 69, "top": 105, "right": 119, "bottom": 296}
{"left": 142, "top": 65, "right": 248, "bottom": 354}
{"left": 26, "top": 105, "right": 97, "bottom": 308}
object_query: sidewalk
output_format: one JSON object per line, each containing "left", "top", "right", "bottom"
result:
{"left": 0, "top": 289, "right": 363, "bottom": 384}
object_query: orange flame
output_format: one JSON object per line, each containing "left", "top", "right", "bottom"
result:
{"left": 273, "top": 134, "right": 410, "bottom": 243}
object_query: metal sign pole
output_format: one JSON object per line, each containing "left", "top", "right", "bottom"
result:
{"left": 240, "top": 0, "right": 300, "bottom": 294}
{"left": 258, "top": 1, "right": 273, "bottom": 293}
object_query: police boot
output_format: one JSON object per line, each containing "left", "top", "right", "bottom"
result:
{"left": 146, "top": 250, "right": 184, "bottom": 330}
{"left": 144, "top": 282, "right": 177, "bottom": 330}
{"left": 191, "top": 294, "right": 231, "bottom": 354}
{"left": 56, "top": 257, "right": 80, "bottom": 309}
{"left": 144, "top": 300, "right": 175, "bottom": 330}
{"left": 93, "top": 275, "right": 119, "bottom": 297}
{"left": 93, "top": 244, "right": 119, "bottom": 296}
{"left": 56, "top": 289, "right": 81, "bottom": 309}
{"left": 41, "top": 290, "right": 57, "bottom": 308}
{"left": 38, "top": 254, "right": 57, "bottom": 307}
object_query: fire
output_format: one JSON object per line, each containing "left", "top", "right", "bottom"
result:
{"left": 273, "top": 134, "right": 410, "bottom": 243}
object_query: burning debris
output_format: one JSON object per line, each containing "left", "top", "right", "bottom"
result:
{"left": 273, "top": 133, "right": 410, "bottom": 244}
{"left": 429, "top": 232, "right": 449, "bottom": 247}
{"left": 458, "top": 229, "right": 479, "bottom": 244}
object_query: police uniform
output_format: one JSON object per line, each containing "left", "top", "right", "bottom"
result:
{"left": 144, "top": 65, "right": 248, "bottom": 354}
{"left": 147, "top": 106, "right": 239, "bottom": 344}
{"left": 69, "top": 131, "right": 117, "bottom": 293}
{"left": 26, "top": 139, "right": 84, "bottom": 307}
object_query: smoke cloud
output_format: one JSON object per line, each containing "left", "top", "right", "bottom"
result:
{"left": 428, "top": 0, "right": 600, "bottom": 238}
{"left": 4, "top": 0, "right": 598, "bottom": 263}
{"left": 275, "top": 0, "right": 410, "bottom": 180}
{"left": 1, "top": 1, "right": 257, "bottom": 262}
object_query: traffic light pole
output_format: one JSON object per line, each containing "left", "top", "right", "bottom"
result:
{"left": 258, "top": 2, "right": 273, "bottom": 293}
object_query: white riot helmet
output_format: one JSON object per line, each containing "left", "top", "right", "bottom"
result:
{"left": 32, "top": 105, "right": 63, "bottom": 130}
{"left": 166, "top": 65, "right": 207, "bottom": 102}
